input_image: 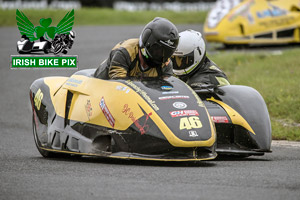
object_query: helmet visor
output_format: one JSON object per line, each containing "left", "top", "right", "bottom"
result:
{"left": 172, "top": 51, "right": 194, "bottom": 71}
{"left": 147, "top": 39, "right": 178, "bottom": 64}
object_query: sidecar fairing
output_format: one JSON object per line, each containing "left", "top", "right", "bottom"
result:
{"left": 196, "top": 85, "right": 272, "bottom": 156}
{"left": 29, "top": 69, "right": 217, "bottom": 161}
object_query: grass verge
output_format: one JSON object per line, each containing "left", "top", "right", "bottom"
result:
{"left": 0, "top": 8, "right": 207, "bottom": 26}
{"left": 209, "top": 48, "right": 300, "bottom": 141}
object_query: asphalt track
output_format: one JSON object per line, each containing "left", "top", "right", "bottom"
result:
{"left": 1, "top": 25, "right": 300, "bottom": 200}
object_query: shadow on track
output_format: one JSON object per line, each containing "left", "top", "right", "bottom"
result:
{"left": 214, "top": 155, "right": 271, "bottom": 162}
{"left": 32, "top": 155, "right": 216, "bottom": 168}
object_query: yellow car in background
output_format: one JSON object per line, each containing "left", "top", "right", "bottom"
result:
{"left": 204, "top": 0, "right": 300, "bottom": 46}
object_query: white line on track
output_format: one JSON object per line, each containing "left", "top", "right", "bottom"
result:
{"left": 272, "top": 140, "right": 300, "bottom": 148}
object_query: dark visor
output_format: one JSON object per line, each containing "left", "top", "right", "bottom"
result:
{"left": 172, "top": 51, "right": 194, "bottom": 70}
{"left": 146, "top": 40, "right": 178, "bottom": 64}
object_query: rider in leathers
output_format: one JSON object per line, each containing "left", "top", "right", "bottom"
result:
{"left": 171, "top": 29, "right": 230, "bottom": 87}
{"left": 94, "top": 17, "right": 179, "bottom": 79}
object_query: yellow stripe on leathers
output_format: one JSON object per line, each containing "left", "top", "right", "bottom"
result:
{"left": 44, "top": 75, "right": 215, "bottom": 147}
{"left": 207, "top": 97, "right": 255, "bottom": 135}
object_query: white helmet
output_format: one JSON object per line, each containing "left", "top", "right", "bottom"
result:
{"left": 171, "top": 29, "right": 206, "bottom": 76}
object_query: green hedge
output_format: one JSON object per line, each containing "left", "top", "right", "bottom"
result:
{"left": 210, "top": 48, "right": 300, "bottom": 141}
{"left": 0, "top": 8, "right": 207, "bottom": 26}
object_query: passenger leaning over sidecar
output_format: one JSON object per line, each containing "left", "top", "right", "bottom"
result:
{"left": 171, "top": 30, "right": 230, "bottom": 87}
{"left": 94, "top": 17, "right": 179, "bottom": 79}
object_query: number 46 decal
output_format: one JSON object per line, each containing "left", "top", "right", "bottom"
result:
{"left": 180, "top": 116, "right": 202, "bottom": 130}
{"left": 34, "top": 88, "right": 43, "bottom": 111}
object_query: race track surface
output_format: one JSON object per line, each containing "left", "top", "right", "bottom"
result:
{"left": 0, "top": 25, "right": 300, "bottom": 200}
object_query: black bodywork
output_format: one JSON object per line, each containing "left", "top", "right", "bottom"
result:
{"left": 195, "top": 84, "right": 272, "bottom": 156}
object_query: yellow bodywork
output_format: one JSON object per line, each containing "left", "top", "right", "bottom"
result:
{"left": 204, "top": 0, "right": 300, "bottom": 45}
{"left": 44, "top": 75, "right": 216, "bottom": 148}
{"left": 207, "top": 97, "right": 255, "bottom": 135}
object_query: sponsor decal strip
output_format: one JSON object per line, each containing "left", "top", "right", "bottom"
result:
{"left": 85, "top": 100, "right": 92, "bottom": 120}
{"left": 65, "top": 77, "right": 82, "bottom": 87}
{"left": 125, "top": 80, "right": 159, "bottom": 111}
{"left": 170, "top": 110, "right": 199, "bottom": 118}
{"left": 211, "top": 116, "right": 229, "bottom": 123}
{"left": 122, "top": 104, "right": 152, "bottom": 135}
{"left": 161, "top": 85, "right": 173, "bottom": 90}
{"left": 189, "top": 130, "right": 199, "bottom": 137}
{"left": 115, "top": 85, "right": 131, "bottom": 93}
{"left": 162, "top": 91, "right": 179, "bottom": 94}
{"left": 99, "top": 97, "right": 115, "bottom": 128}
{"left": 173, "top": 102, "right": 187, "bottom": 109}
{"left": 158, "top": 95, "right": 190, "bottom": 100}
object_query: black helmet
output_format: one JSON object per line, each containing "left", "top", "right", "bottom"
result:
{"left": 139, "top": 17, "right": 179, "bottom": 67}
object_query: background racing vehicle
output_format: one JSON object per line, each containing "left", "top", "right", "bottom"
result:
{"left": 29, "top": 69, "right": 271, "bottom": 161}
{"left": 204, "top": 0, "right": 300, "bottom": 46}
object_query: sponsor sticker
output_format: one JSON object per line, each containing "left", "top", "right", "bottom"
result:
{"left": 122, "top": 104, "right": 152, "bottom": 135}
{"left": 162, "top": 91, "right": 179, "bottom": 95}
{"left": 172, "top": 102, "right": 187, "bottom": 109}
{"left": 85, "top": 100, "right": 92, "bottom": 120}
{"left": 34, "top": 88, "right": 43, "bottom": 110}
{"left": 189, "top": 130, "right": 199, "bottom": 137}
{"left": 125, "top": 80, "right": 159, "bottom": 111}
{"left": 257, "top": 4, "right": 287, "bottom": 19}
{"left": 170, "top": 110, "right": 199, "bottom": 118}
{"left": 211, "top": 116, "right": 229, "bottom": 123}
{"left": 116, "top": 85, "right": 130, "bottom": 93}
{"left": 161, "top": 85, "right": 173, "bottom": 90}
{"left": 65, "top": 77, "right": 82, "bottom": 87}
{"left": 158, "top": 95, "right": 189, "bottom": 100}
{"left": 99, "top": 97, "right": 115, "bottom": 128}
